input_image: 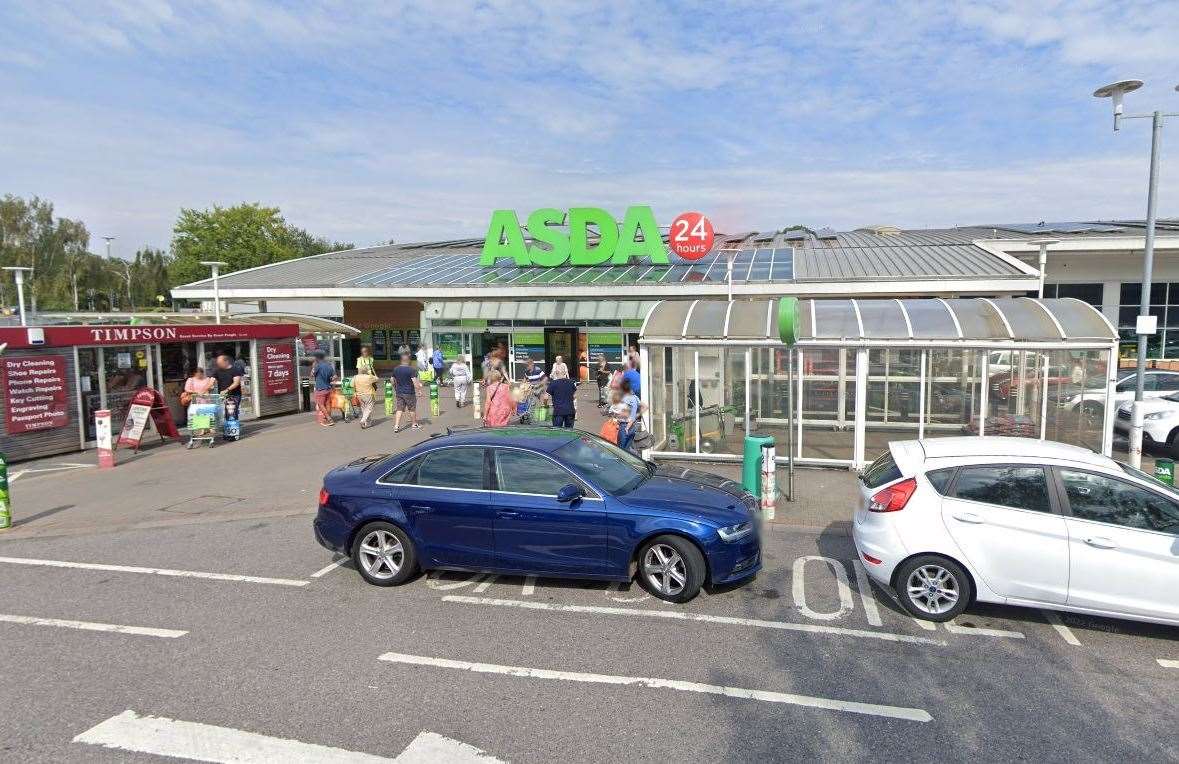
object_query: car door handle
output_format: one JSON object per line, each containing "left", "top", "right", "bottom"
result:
{"left": 497, "top": 510, "right": 521, "bottom": 518}
{"left": 952, "top": 512, "right": 984, "bottom": 524}
{"left": 408, "top": 504, "right": 433, "bottom": 513}
{"left": 1084, "top": 536, "right": 1117, "bottom": 549}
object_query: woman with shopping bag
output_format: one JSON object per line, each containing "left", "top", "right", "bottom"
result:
{"left": 482, "top": 369, "right": 514, "bottom": 427}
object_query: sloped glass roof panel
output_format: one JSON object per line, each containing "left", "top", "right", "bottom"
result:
{"left": 994, "top": 298, "right": 1062, "bottom": 341}
{"left": 644, "top": 300, "right": 694, "bottom": 338}
{"left": 727, "top": 300, "right": 773, "bottom": 339}
{"left": 944, "top": 299, "right": 1009, "bottom": 340}
{"left": 813, "top": 299, "right": 860, "bottom": 339}
{"left": 1043, "top": 298, "right": 1116, "bottom": 339}
{"left": 686, "top": 300, "right": 729, "bottom": 338}
{"left": 856, "top": 299, "right": 909, "bottom": 338}
{"left": 900, "top": 300, "right": 959, "bottom": 339}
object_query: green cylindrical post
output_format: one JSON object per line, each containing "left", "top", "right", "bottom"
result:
{"left": 384, "top": 379, "right": 394, "bottom": 415}
{"left": 1154, "top": 458, "right": 1174, "bottom": 486}
{"left": 430, "top": 379, "right": 440, "bottom": 417}
{"left": 742, "top": 433, "right": 775, "bottom": 495}
{"left": 0, "top": 452, "right": 10, "bottom": 530}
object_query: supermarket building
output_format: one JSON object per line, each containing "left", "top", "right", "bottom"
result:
{"left": 170, "top": 218, "right": 1179, "bottom": 377}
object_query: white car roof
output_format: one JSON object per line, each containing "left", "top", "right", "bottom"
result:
{"left": 910, "top": 436, "right": 1114, "bottom": 468}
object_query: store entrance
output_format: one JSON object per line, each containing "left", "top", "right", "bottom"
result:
{"left": 472, "top": 332, "right": 510, "bottom": 381}
{"left": 544, "top": 328, "right": 578, "bottom": 375}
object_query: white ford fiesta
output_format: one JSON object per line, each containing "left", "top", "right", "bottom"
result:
{"left": 853, "top": 436, "right": 1179, "bottom": 625}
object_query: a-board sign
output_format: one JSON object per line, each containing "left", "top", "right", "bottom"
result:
{"left": 117, "top": 388, "right": 180, "bottom": 450}
{"left": 2, "top": 355, "right": 69, "bottom": 434}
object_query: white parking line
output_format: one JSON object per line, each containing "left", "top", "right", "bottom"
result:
{"left": 378, "top": 652, "right": 933, "bottom": 723}
{"left": 851, "top": 561, "right": 883, "bottom": 627}
{"left": 0, "top": 613, "right": 186, "bottom": 639}
{"left": 792, "top": 555, "right": 854, "bottom": 621}
{"left": 1158, "top": 659, "right": 1179, "bottom": 669}
{"left": 0, "top": 556, "right": 308, "bottom": 587}
{"left": 75, "top": 709, "right": 504, "bottom": 763}
{"left": 310, "top": 558, "right": 349, "bottom": 578}
{"left": 522, "top": 575, "right": 536, "bottom": 596}
{"left": 943, "top": 620, "right": 1025, "bottom": 639}
{"left": 443, "top": 595, "right": 947, "bottom": 646}
{"left": 1041, "top": 609, "right": 1081, "bottom": 646}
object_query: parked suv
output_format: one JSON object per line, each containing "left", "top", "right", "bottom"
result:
{"left": 1113, "top": 392, "right": 1179, "bottom": 456}
{"left": 854, "top": 436, "right": 1179, "bottom": 625}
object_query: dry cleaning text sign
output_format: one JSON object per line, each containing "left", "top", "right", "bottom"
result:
{"left": 3, "top": 355, "right": 69, "bottom": 433}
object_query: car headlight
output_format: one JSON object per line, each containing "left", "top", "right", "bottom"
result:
{"left": 717, "top": 522, "right": 753, "bottom": 542}
{"left": 1144, "top": 411, "right": 1174, "bottom": 421}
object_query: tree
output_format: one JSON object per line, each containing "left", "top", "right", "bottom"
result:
{"left": 168, "top": 203, "right": 352, "bottom": 287}
{"left": 0, "top": 194, "right": 92, "bottom": 312}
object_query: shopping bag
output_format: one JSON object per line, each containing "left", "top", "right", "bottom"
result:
{"left": 534, "top": 405, "right": 550, "bottom": 423}
{"left": 599, "top": 418, "right": 619, "bottom": 443}
{"left": 421, "top": 367, "right": 434, "bottom": 382}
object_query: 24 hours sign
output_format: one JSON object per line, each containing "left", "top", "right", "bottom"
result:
{"left": 3, "top": 355, "right": 69, "bottom": 433}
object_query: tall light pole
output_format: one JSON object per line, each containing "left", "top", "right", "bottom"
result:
{"left": 2, "top": 267, "right": 33, "bottom": 326}
{"left": 1093, "top": 80, "right": 1179, "bottom": 468}
{"left": 200, "top": 261, "right": 228, "bottom": 324}
{"left": 102, "top": 236, "right": 115, "bottom": 259}
{"left": 1027, "top": 238, "right": 1060, "bottom": 298}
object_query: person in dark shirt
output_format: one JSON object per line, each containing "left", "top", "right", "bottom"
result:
{"left": 392, "top": 353, "right": 422, "bottom": 433}
{"left": 547, "top": 365, "right": 577, "bottom": 428}
{"left": 213, "top": 354, "right": 244, "bottom": 424}
{"left": 311, "top": 351, "right": 336, "bottom": 426}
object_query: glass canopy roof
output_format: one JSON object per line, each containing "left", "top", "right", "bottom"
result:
{"left": 640, "top": 297, "right": 1117, "bottom": 345}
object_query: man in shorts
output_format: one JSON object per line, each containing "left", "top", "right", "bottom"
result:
{"left": 392, "top": 352, "right": 422, "bottom": 432}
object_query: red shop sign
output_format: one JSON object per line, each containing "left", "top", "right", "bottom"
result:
{"left": 262, "top": 343, "right": 295, "bottom": 396}
{"left": 0, "top": 323, "right": 299, "bottom": 350}
{"left": 3, "top": 355, "right": 69, "bottom": 434}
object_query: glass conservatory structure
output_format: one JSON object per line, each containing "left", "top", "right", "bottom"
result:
{"left": 638, "top": 297, "right": 1120, "bottom": 469}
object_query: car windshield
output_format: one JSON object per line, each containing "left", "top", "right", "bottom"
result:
{"left": 554, "top": 435, "right": 649, "bottom": 495}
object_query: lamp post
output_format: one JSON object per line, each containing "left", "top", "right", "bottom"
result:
{"left": 2, "top": 267, "right": 33, "bottom": 326}
{"left": 1026, "top": 238, "right": 1060, "bottom": 298}
{"left": 199, "top": 261, "right": 229, "bottom": 324}
{"left": 1093, "top": 80, "right": 1179, "bottom": 468}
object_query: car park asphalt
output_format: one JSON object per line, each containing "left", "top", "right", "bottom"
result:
{"left": 2, "top": 506, "right": 1177, "bottom": 762}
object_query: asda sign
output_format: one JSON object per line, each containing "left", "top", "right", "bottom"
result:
{"left": 481, "top": 206, "right": 668, "bottom": 267}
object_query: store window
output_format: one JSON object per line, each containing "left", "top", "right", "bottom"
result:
{"left": 1118, "top": 282, "right": 1175, "bottom": 358}
{"left": 1038, "top": 283, "right": 1103, "bottom": 307}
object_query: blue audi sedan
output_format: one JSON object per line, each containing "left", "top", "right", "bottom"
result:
{"left": 313, "top": 427, "right": 761, "bottom": 602}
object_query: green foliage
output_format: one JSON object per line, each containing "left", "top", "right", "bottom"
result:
{"left": 169, "top": 203, "right": 353, "bottom": 286}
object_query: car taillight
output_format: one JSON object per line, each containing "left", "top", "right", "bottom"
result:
{"left": 869, "top": 478, "right": 917, "bottom": 512}
{"left": 318, "top": 487, "right": 330, "bottom": 507}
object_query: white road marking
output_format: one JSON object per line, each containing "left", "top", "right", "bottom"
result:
{"left": 74, "top": 710, "right": 504, "bottom": 763}
{"left": 912, "top": 617, "right": 937, "bottom": 631}
{"left": 0, "top": 556, "right": 308, "bottom": 587}
{"left": 7, "top": 470, "right": 25, "bottom": 482}
{"left": 0, "top": 613, "right": 186, "bottom": 639}
{"left": 472, "top": 575, "right": 497, "bottom": 593}
{"left": 443, "top": 595, "right": 946, "bottom": 646}
{"left": 943, "top": 620, "right": 1025, "bottom": 639}
{"left": 1040, "top": 609, "right": 1081, "bottom": 646}
{"left": 851, "top": 560, "right": 883, "bottom": 627}
{"left": 311, "top": 558, "right": 349, "bottom": 578}
{"left": 522, "top": 576, "right": 536, "bottom": 596}
{"left": 1157, "top": 659, "right": 1179, "bottom": 669}
{"left": 603, "top": 581, "right": 651, "bottom": 603}
{"left": 424, "top": 571, "right": 487, "bottom": 591}
{"left": 378, "top": 652, "right": 932, "bottom": 723}
{"left": 792, "top": 555, "right": 854, "bottom": 621}
{"left": 397, "top": 730, "right": 504, "bottom": 763}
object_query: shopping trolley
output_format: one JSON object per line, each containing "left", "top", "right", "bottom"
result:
{"left": 186, "top": 392, "right": 219, "bottom": 449}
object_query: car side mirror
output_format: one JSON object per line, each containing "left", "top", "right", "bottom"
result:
{"left": 556, "top": 483, "right": 584, "bottom": 503}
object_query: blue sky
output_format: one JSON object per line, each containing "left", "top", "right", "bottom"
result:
{"left": 2, "top": 0, "right": 1178, "bottom": 255}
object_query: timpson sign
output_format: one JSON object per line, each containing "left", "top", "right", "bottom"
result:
{"left": 0, "top": 323, "right": 301, "bottom": 350}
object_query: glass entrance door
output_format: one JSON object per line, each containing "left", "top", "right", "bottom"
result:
{"left": 544, "top": 328, "right": 577, "bottom": 375}
{"left": 78, "top": 348, "right": 101, "bottom": 441}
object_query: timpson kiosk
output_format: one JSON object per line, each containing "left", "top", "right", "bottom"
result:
{"left": 0, "top": 322, "right": 301, "bottom": 462}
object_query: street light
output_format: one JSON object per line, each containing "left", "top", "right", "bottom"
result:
{"left": 1026, "top": 238, "right": 1060, "bottom": 298}
{"left": 1093, "top": 79, "right": 1179, "bottom": 468}
{"left": 199, "top": 261, "right": 229, "bottom": 324}
{"left": 2, "top": 267, "right": 33, "bottom": 326}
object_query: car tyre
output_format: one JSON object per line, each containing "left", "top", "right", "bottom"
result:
{"left": 636, "top": 535, "right": 706, "bottom": 604}
{"left": 894, "top": 554, "right": 972, "bottom": 622}
{"left": 351, "top": 521, "right": 417, "bottom": 587}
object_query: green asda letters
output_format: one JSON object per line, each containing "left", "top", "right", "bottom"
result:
{"left": 480, "top": 205, "right": 668, "bottom": 267}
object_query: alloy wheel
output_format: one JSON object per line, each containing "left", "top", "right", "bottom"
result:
{"left": 357, "top": 529, "right": 404, "bottom": 581}
{"left": 642, "top": 543, "right": 687, "bottom": 597}
{"left": 905, "top": 564, "right": 960, "bottom": 615}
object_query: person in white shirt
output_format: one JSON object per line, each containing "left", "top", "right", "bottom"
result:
{"left": 450, "top": 355, "right": 472, "bottom": 408}
{"left": 551, "top": 354, "right": 569, "bottom": 381}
